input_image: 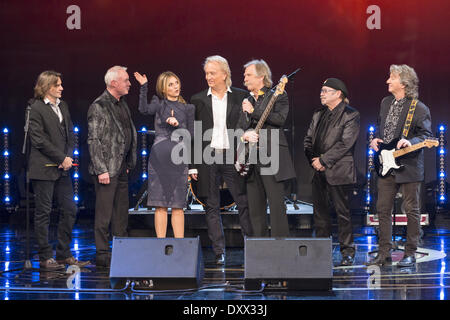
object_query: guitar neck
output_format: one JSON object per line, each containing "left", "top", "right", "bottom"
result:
{"left": 393, "top": 141, "right": 426, "bottom": 158}
{"left": 254, "top": 93, "right": 277, "bottom": 133}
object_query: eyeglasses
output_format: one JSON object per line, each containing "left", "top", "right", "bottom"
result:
{"left": 320, "top": 88, "right": 336, "bottom": 94}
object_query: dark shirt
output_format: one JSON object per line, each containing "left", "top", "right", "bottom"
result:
{"left": 106, "top": 90, "right": 132, "bottom": 158}
{"left": 44, "top": 99, "right": 68, "bottom": 149}
{"left": 247, "top": 86, "right": 271, "bottom": 129}
{"left": 313, "top": 102, "right": 345, "bottom": 156}
{"left": 383, "top": 97, "right": 407, "bottom": 143}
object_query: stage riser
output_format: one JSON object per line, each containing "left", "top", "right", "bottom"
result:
{"left": 128, "top": 214, "right": 314, "bottom": 247}
{"left": 128, "top": 228, "right": 314, "bottom": 248}
{"left": 129, "top": 213, "right": 312, "bottom": 230}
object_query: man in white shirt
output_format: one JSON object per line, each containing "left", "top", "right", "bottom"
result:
{"left": 190, "top": 56, "right": 253, "bottom": 265}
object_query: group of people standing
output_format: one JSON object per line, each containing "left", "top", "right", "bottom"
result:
{"left": 134, "top": 57, "right": 296, "bottom": 265}
{"left": 27, "top": 56, "right": 431, "bottom": 270}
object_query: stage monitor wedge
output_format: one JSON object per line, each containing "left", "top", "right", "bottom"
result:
{"left": 244, "top": 237, "right": 332, "bottom": 291}
{"left": 109, "top": 236, "right": 204, "bottom": 290}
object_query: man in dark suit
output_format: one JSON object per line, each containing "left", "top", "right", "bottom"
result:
{"left": 239, "top": 59, "right": 296, "bottom": 237}
{"left": 190, "top": 55, "right": 253, "bottom": 265}
{"left": 304, "top": 78, "right": 360, "bottom": 266}
{"left": 87, "top": 66, "right": 137, "bottom": 267}
{"left": 28, "top": 71, "right": 89, "bottom": 269}
{"left": 368, "top": 64, "right": 432, "bottom": 267}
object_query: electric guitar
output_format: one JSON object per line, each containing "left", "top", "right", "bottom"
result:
{"left": 373, "top": 138, "right": 438, "bottom": 177}
{"left": 235, "top": 75, "right": 288, "bottom": 176}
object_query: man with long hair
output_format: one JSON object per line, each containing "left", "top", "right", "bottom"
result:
{"left": 190, "top": 56, "right": 253, "bottom": 265}
{"left": 240, "top": 59, "right": 296, "bottom": 237}
{"left": 29, "top": 70, "right": 89, "bottom": 269}
{"left": 367, "top": 64, "right": 432, "bottom": 267}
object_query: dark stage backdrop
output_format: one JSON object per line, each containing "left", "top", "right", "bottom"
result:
{"left": 1, "top": 0, "right": 449, "bottom": 207}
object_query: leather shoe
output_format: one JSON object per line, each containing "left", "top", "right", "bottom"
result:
{"left": 40, "top": 258, "right": 65, "bottom": 270}
{"left": 340, "top": 255, "right": 354, "bottom": 266}
{"left": 397, "top": 255, "right": 416, "bottom": 267}
{"left": 215, "top": 253, "right": 225, "bottom": 265}
{"left": 366, "top": 254, "right": 392, "bottom": 266}
{"left": 57, "top": 256, "right": 91, "bottom": 267}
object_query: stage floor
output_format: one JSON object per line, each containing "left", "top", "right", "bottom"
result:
{"left": 129, "top": 203, "right": 315, "bottom": 215}
{"left": 0, "top": 213, "right": 450, "bottom": 303}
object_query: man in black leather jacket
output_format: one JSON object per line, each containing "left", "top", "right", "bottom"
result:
{"left": 304, "top": 78, "right": 360, "bottom": 266}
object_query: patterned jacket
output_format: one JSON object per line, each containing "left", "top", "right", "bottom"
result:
{"left": 87, "top": 90, "right": 137, "bottom": 178}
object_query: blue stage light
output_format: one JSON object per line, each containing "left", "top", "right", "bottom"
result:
{"left": 74, "top": 195, "right": 79, "bottom": 202}
{"left": 440, "top": 195, "right": 446, "bottom": 201}
{"left": 73, "top": 149, "right": 79, "bottom": 155}
{"left": 3, "top": 151, "right": 9, "bottom": 156}
{"left": 141, "top": 150, "right": 147, "bottom": 156}
{"left": 140, "top": 126, "right": 147, "bottom": 132}
{"left": 439, "top": 125, "right": 446, "bottom": 132}
{"left": 142, "top": 173, "right": 147, "bottom": 179}
{"left": 4, "top": 174, "right": 9, "bottom": 179}
{"left": 74, "top": 126, "right": 79, "bottom": 132}
{"left": 4, "top": 196, "right": 10, "bottom": 202}
{"left": 440, "top": 148, "right": 445, "bottom": 155}
{"left": 364, "top": 125, "right": 376, "bottom": 214}
{"left": 3, "top": 128, "right": 8, "bottom": 133}
{"left": 73, "top": 173, "right": 79, "bottom": 178}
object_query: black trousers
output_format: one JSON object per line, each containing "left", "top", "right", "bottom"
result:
{"left": 312, "top": 172, "right": 355, "bottom": 256}
{"left": 376, "top": 175, "right": 422, "bottom": 256}
{"left": 246, "top": 166, "right": 290, "bottom": 237}
{"left": 205, "top": 163, "right": 253, "bottom": 255}
{"left": 32, "top": 175, "right": 77, "bottom": 261}
{"left": 93, "top": 163, "right": 129, "bottom": 261}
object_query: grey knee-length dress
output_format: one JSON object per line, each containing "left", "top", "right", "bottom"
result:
{"left": 138, "top": 83, "right": 195, "bottom": 208}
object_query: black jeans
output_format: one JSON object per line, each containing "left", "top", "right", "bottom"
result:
{"left": 93, "top": 163, "right": 129, "bottom": 262}
{"left": 205, "top": 163, "right": 253, "bottom": 255}
{"left": 246, "top": 166, "right": 290, "bottom": 237}
{"left": 312, "top": 172, "right": 355, "bottom": 256}
{"left": 376, "top": 175, "right": 422, "bottom": 256}
{"left": 32, "top": 175, "right": 77, "bottom": 261}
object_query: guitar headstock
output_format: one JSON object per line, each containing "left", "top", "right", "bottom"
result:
{"left": 424, "top": 138, "right": 439, "bottom": 148}
{"left": 274, "top": 75, "right": 288, "bottom": 96}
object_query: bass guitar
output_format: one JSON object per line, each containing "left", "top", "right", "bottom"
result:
{"left": 235, "top": 75, "right": 288, "bottom": 176}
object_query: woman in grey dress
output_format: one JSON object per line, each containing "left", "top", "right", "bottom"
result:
{"left": 134, "top": 71, "right": 195, "bottom": 238}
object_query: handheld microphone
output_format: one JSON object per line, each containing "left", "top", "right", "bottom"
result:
{"left": 243, "top": 96, "right": 253, "bottom": 121}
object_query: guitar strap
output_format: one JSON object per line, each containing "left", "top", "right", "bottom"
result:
{"left": 401, "top": 99, "right": 418, "bottom": 138}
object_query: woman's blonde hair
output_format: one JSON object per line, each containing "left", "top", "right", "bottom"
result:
{"left": 34, "top": 71, "right": 61, "bottom": 99}
{"left": 155, "top": 71, "right": 186, "bottom": 104}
